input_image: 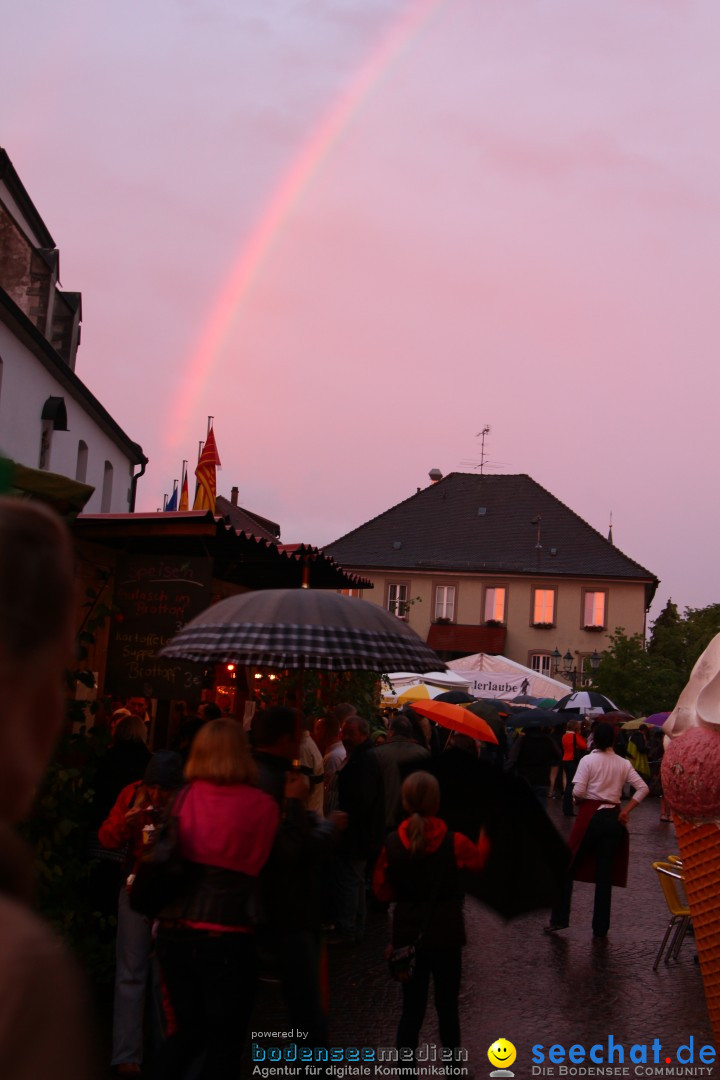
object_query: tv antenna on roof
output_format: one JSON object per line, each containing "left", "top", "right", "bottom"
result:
{"left": 459, "top": 424, "right": 508, "bottom": 475}
{"left": 477, "top": 425, "right": 490, "bottom": 476}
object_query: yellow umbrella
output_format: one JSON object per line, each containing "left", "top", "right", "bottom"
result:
{"left": 397, "top": 683, "right": 435, "bottom": 704}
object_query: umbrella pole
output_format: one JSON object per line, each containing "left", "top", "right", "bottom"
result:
{"left": 296, "top": 656, "right": 305, "bottom": 716}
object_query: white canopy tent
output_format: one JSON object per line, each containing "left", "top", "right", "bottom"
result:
{"left": 446, "top": 653, "right": 568, "bottom": 700}
{"left": 381, "top": 669, "right": 472, "bottom": 704}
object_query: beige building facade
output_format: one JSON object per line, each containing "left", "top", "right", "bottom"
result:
{"left": 325, "top": 473, "right": 658, "bottom": 682}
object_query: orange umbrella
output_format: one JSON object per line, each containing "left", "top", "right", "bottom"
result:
{"left": 409, "top": 700, "right": 498, "bottom": 745}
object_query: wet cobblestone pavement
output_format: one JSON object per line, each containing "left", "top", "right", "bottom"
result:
{"left": 245, "top": 798, "right": 715, "bottom": 1079}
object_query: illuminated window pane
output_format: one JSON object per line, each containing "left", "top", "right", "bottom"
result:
{"left": 533, "top": 589, "right": 554, "bottom": 624}
{"left": 584, "top": 592, "right": 606, "bottom": 627}
{"left": 484, "top": 587, "right": 506, "bottom": 622}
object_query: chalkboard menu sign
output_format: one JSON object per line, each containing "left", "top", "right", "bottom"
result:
{"left": 106, "top": 554, "right": 212, "bottom": 698}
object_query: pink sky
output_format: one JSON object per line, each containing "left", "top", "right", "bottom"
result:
{"left": 2, "top": 0, "right": 719, "bottom": 621}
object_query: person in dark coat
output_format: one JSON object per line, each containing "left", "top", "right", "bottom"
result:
{"left": 91, "top": 715, "right": 151, "bottom": 827}
{"left": 328, "top": 716, "right": 385, "bottom": 945}
{"left": 251, "top": 706, "right": 343, "bottom": 1053}
{"left": 507, "top": 725, "right": 562, "bottom": 802}
{"left": 373, "top": 716, "right": 430, "bottom": 831}
{"left": 373, "top": 772, "right": 490, "bottom": 1055}
{"left": 88, "top": 714, "right": 152, "bottom": 928}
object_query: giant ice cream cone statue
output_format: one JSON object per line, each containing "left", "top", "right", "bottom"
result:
{"left": 662, "top": 643, "right": 720, "bottom": 1042}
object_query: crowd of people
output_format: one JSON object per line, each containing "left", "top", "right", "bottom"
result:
{"left": 0, "top": 496, "right": 666, "bottom": 1080}
{"left": 85, "top": 695, "right": 664, "bottom": 1077}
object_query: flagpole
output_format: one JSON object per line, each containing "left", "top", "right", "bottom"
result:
{"left": 179, "top": 460, "right": 189, "bottom": 511}
{"left": 194, "top": 441, "right": 203, "bottom": 504}
{"left": 207, "top": 415, "right": 213, "bottom": 436}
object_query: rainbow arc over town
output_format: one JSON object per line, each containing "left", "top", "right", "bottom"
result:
{"left": 167, "top": 0, "right": 446, "bottom": 446}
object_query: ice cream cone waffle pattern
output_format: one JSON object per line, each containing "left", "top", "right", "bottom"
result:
{"left": 662, "top": 658, "right": 720, "bottom": 1043}
{"left": 672, "top": 818, "right": 720, "bottom": 1041}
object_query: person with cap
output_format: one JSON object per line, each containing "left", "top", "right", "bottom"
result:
{"left": 100, "top": 750, "right": 184, "bottom": 1077}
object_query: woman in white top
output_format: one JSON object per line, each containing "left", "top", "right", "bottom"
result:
{"left": 545, "top": 721, "right": 649, "bottom": 938}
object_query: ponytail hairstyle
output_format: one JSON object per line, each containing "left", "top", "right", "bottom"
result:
{"left": 401, "top": 771, "right": 440, "bottom": 857}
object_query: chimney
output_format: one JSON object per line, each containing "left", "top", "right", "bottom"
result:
{"left": 428, "top": 468, "right": 443, "bottom": 484}
{"left": 231, "top": 486, "right": 239, "bottom": 506}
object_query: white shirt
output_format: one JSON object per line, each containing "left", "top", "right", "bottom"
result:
{"left": 299, "top": 732, "right": 325, "bottom": 815}
{"left": 572, "top": 748, "right": 649, "bottom": 809}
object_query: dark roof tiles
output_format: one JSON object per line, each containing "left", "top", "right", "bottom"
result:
{"left": 323, "top": 473, "right": 657, "bottom": 583}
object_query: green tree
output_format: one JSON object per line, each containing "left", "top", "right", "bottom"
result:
{"left": 595, "top": 602, "right": 720, "bottom": 716}
{"left": 593, "top": 628, "right": 655, "bottom": 715}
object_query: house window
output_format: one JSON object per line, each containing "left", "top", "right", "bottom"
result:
{"left": 38, "top": 396, "right": 68, "bottom": 470}
{"left": 532, "top": 588, "right": 555, "bottom": 626}
{"left": 101, "top": 460, "right": 114, "bottom": 512}
{"left": 388, "top": 583, "right": 409, "bottom": 619}
{"left": 583, "top": 590, "right": 606, "bottom": 629}
{"left": 530, "top": 653, "right": 552, "bottom": 676}
{"left": 434, "top": 585, "right": 455, "bottom": 622}
{"left": 578, "top": 655, "right": 593, "bottom": 686}
{"left": 76, "top": 440, "right": 88, "bottom": 483}
{"left": 484, "top": 587, "right": 506, "bottom": 623}
{"left": 338, "top": 588, "right": 362, "bottom": 598}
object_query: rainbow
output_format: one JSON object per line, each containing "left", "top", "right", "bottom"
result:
{"left": 167, "top": 0, "right": 447, "bottom": 445}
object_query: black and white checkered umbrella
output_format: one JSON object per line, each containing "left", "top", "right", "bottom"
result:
{"left": 160, "top": 588, "right": 443, "bottom": 673}
{"left": 552, "top": 690, "right": 618, "bottom": 713}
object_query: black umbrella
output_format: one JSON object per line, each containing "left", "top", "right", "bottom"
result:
{"left": 434, "top": 690, "right": 476, "bottom": 704}
{"left": 429, "top": 752, "right": 570, "bottom": 919}
{"left": 464, "top": 700, "right": 506, "bottom": 746}
{"left": 160, "top": 588, "right": 444, "bottom": 673}
{"left": 507, "top": 708, "right": 567, "bottom": 729}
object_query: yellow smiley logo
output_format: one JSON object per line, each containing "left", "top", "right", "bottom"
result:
{"left": 488, "top": 1039, "right": 517, "bottom": 1069}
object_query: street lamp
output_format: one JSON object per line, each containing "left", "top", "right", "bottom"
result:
{"left": 551, "top": 648, "right": 601, "bottom": 690}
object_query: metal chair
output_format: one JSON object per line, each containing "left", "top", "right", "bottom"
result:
{"left": 652, "top": 860, "right": 691, "bottom": 971}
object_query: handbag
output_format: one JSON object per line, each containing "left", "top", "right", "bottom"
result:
{"left": 128, "top": 786, "right": 194, "bottom": 919}
{"left": 387, "top": 943, "right": 417, "bottom": 982}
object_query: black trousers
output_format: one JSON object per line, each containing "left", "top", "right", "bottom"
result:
{"left": 562, "top": 761, "right": 578, "bottom": 815}
{"left": 552, "top": 808, "right": 625, "bottom": 937}
{"left": 155, "top": 928, "right": 257, "bottom": 1080}
{"left": 396, "top": 946, "right": 462, "bottom": 1053}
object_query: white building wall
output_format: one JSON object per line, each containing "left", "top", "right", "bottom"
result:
{"left": 0, "top": 320, "right": 135, "bottom": 512}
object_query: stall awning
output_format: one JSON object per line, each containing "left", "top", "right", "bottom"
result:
{"left": 1, "top": 458, "right": 94, "bottom": 517}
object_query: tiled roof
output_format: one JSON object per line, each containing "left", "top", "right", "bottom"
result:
{"left": 323, "top": 473, "right": 658, "bottom": 586}
{"left": 216, "top": 496, "right": 280, "bottom": 543}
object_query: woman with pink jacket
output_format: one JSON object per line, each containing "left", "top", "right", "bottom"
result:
{"left": 154, "top": 720, "right": 280, "bottom": 1080}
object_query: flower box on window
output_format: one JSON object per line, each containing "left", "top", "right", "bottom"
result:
{"left": 532, "top": 622, "right": 555, "bottom": 629}
{"left": 433, "top": 616, "right": 452, "bottom": 625}
{"left": 484, "top": 619, "right": 504, "bottom": 628}
{"left": 583, "top": 624, "right": 605, "bottom": 632}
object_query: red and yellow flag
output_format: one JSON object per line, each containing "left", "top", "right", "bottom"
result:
{"left": 179, "top": 460, "right": 189, "bottom": 511}
{"left": 192, "top": 426, "right": 222, "bottom": 512}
